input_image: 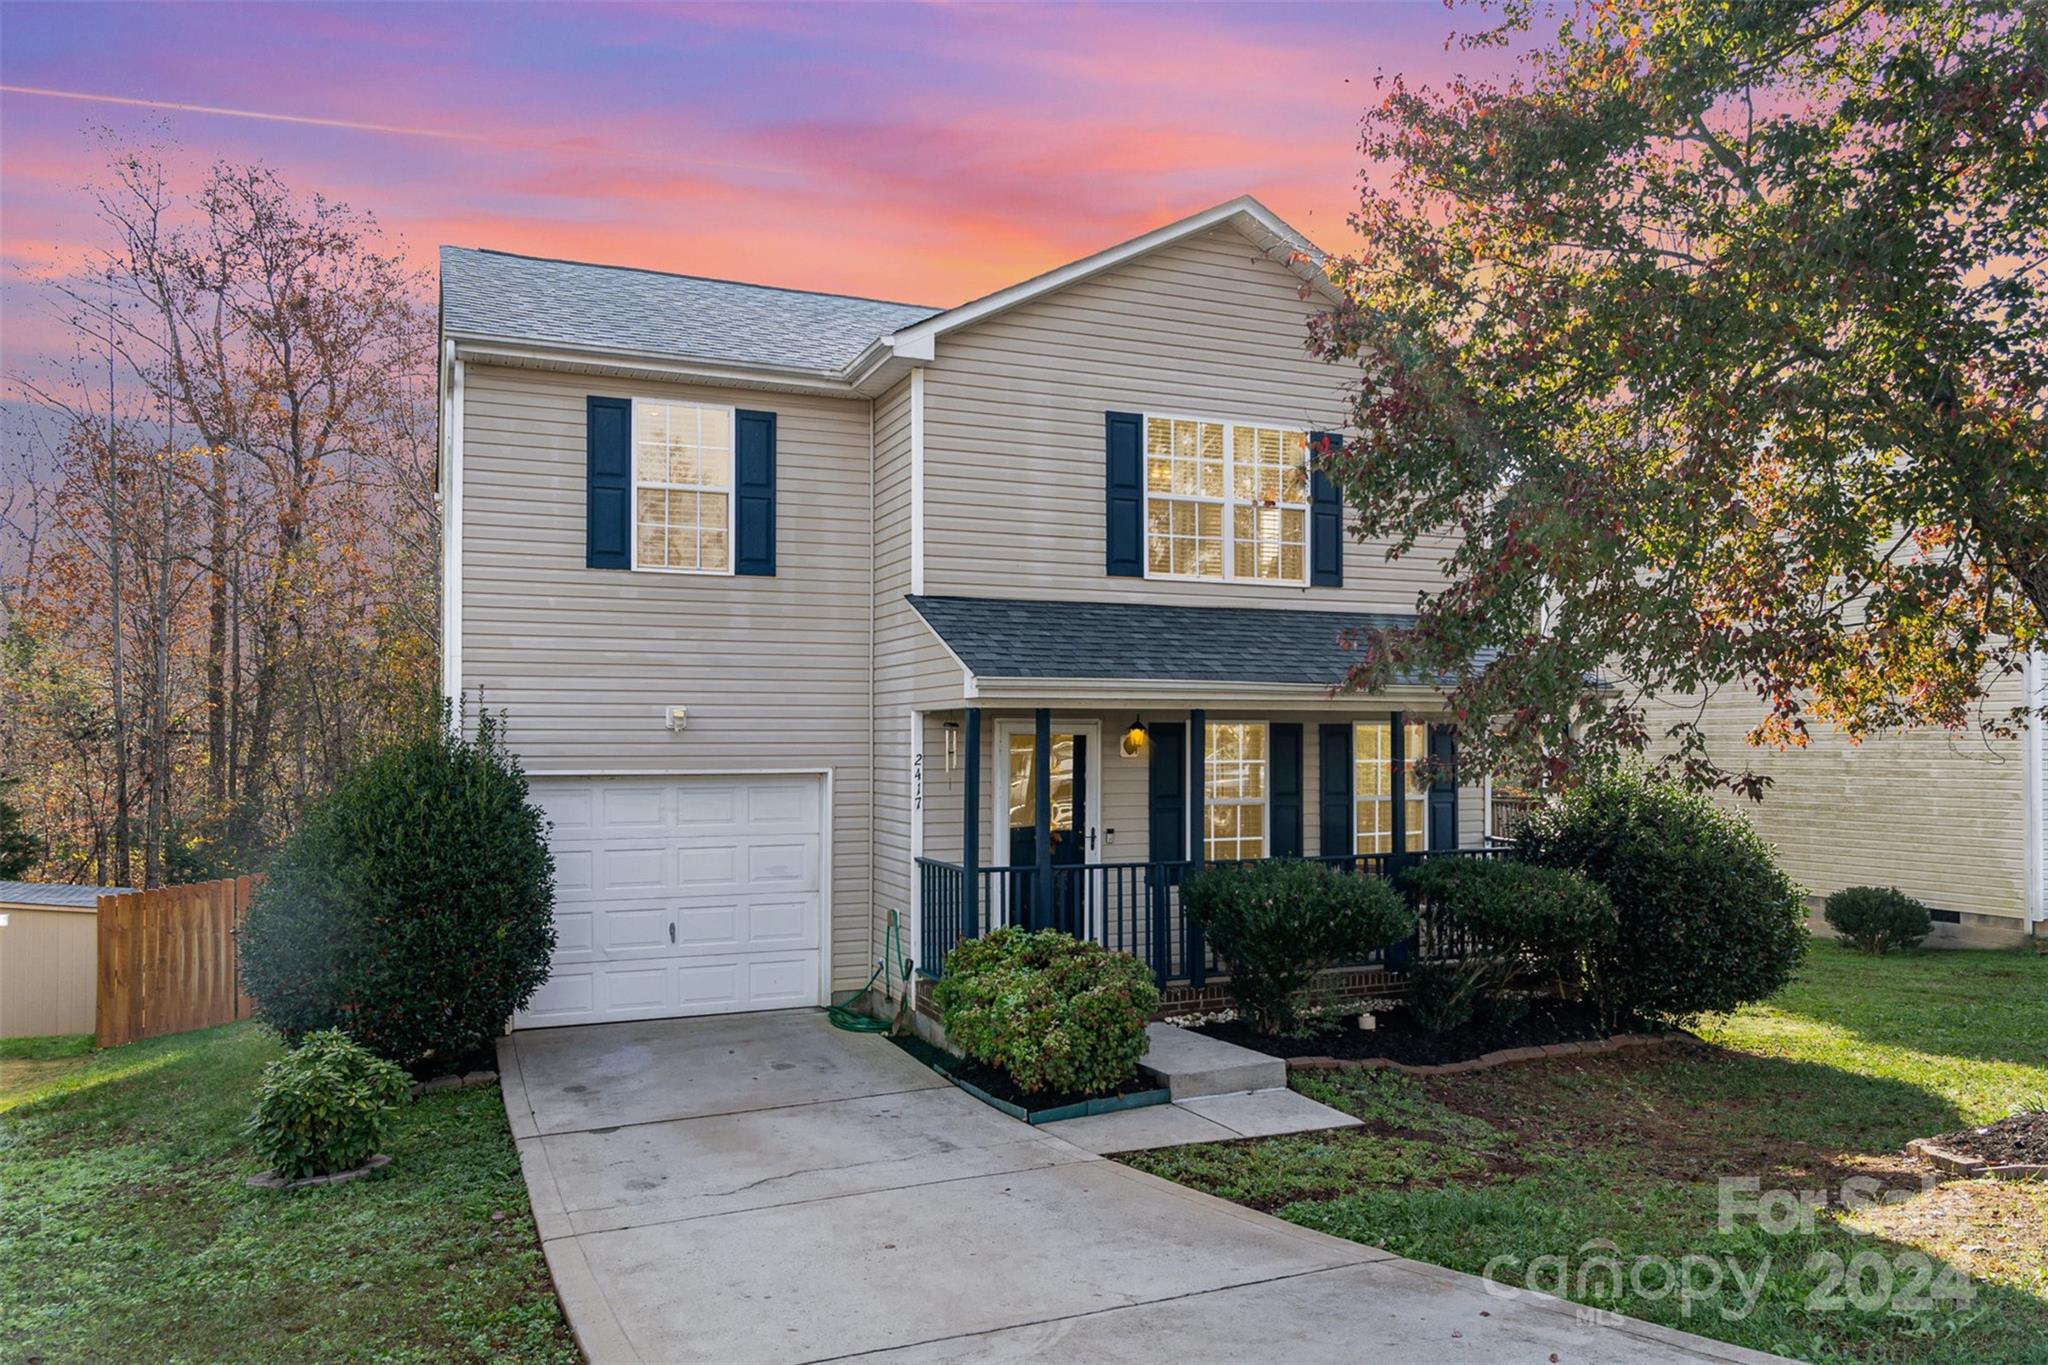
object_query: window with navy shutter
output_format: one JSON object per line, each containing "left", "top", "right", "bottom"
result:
{"left": 1309, "top": 430, "right": 1343, "bottom": 587}
{"left": 734, "top": 408, "right": 776, "bottom": 576}
{"left": 586, "top": 396, "right": 632, "bottom": 569}
{"left": 1105, "top": 411, "right": 1145, "bottom": 577}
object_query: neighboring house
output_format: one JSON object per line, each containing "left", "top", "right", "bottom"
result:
{"left": 438, "top": 197, "right": 1492, "bottom": 1030}
{"left": 1666, "top": 666, "right": 2046, "bottom": 949}
{"left": 0, "top": 881, "right": 120, "bottom": 1038}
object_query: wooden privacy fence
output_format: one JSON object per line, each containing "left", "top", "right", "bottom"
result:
{"left": 96, "top": 875, "right": 262, "bottom": 1048}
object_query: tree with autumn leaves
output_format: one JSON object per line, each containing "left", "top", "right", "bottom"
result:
{"left": 1, "top": 143, "right": 437, "bottom": 885}
{"left": 1317, "top": 0, "right": 2045, "bottom": 793}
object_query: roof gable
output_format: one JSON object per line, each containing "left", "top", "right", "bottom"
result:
{"left": 437, "top": 196, "right": 1333, "bottom": 386}
{"left": 886, "top": 197, "right": 1335, "bottom": 362}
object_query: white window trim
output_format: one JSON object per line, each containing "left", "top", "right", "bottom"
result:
{"left": 1352, "top": 718, "right": 1430, "bottom": 856}
{"left": 1204, "top": 720, "right": 1271, "bottom": 862}
{"left": 629, "top": 395, "right": 739, "bottom": 577}
{"left": 1141, "top": 411, "right": 1310, "bottom": 587}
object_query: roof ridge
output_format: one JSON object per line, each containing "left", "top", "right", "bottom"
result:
{"left": 441, "top": 245, "right": 943, "bottom": 313}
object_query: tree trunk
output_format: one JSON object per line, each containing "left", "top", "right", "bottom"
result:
{"left": 207, "top": 448, "right": 228, "bottom": 804}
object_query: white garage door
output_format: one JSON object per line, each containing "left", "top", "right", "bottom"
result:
{"left": 517, "top": 774, "right": 826, "bottom": 1027}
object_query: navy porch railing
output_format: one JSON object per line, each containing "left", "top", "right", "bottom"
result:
{"left": 915, "top": 846, "right": 1505, "bottom": 988}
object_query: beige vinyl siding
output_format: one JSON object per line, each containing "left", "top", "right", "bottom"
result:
{"left": 1651, "top": 674, "right": 2029, "bottom": 922}
{"left": 921, "top": 224, "right": 1457, "bottom": 614}
{"left": 458, "top": 363, "right": 877, "bottom": 988}
{"left": 870, "top": 377, "right": 967, "bottom": 965}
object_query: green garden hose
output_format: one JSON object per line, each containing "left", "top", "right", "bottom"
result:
{"left": 827, "top": 909, "right": 907, "bottom": 1032}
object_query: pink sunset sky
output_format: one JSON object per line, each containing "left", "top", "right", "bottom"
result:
{"left": 0, "top": 0, "right": 1517, "bottom": 383}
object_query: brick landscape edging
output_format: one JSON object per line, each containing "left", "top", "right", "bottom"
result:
{"left": 1905, "top": 1138, "right": 2048, "bottom": 1183}
{"left": 1285, "top": 1031, "right": 1685, "bottom": 1078}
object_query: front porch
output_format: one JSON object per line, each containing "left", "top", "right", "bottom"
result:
{"left": 912, "top": 702, "right": 1498, "bottom": 990}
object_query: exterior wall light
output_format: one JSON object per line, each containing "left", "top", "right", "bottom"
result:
{"left": 1121, "top": 716, "right": 1147, "bottom": 758}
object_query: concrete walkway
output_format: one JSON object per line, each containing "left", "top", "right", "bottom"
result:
{"left": 501, "top": 1010, "right": 1784, "bottom": 1365}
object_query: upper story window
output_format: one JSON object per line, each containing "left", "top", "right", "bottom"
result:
{"left": 1355, "top": 719, "right": 1427, "bottom": 854}
{"left": 634, "top": 399, "right": 734, "bottom": 574}
{"left": 1144, "top": 415, "right": 1309, "bottom": 584}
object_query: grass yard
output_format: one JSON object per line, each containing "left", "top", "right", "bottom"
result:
{"left": 1123, "top": 942, "right": 2048, "bottom": 1364}
{"left": 0, "top": 1021, "right": 577, "bottom": 1364}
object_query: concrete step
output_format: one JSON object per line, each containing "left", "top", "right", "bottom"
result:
{"left": 1137, "top": 1023, "right": 1287, "bottom": 1099}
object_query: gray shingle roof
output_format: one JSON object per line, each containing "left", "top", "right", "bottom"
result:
{"left": 907, "top": 595, "right": 1485, "bottom": 688}
{"left": 0, "top": 880, "right": 128, "bottom": 908}
{"left": 440, "top": 247, "right": 942, "bottom": 373}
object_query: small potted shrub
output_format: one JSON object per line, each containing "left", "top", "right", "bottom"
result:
{"left": 933, "top": 928, "right": 1158, "bottom": 1095}
{"left": 249, "top": 1030, "right": 411, "bottom": 1184}
{"left": 1824, "top": 886, "right": 1933, "bottom": 955}
{"left": 1181, "top": 859, "right": 1414, "bottom": 1035}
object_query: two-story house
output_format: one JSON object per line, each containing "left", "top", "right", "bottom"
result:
{"left": 439, "top": 197, "right": 1489, "bottom": 1030}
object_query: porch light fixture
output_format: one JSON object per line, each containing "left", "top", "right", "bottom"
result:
{"left": 943, "top": 721, "right": 960, "bottom": 772}
{"left": 1120, "top": 716, "right": 1148, "bottom": 758}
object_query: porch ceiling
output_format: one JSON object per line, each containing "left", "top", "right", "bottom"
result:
{"left": 907, "top": 594, "right": 1493, "bottom": 696}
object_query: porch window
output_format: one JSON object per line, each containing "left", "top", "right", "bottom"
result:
{"left": 1145, "top": 416, "right": 1308, "bottom": 583}
{"left": 633, "top": 399, "right": 734, "bottom": 573}
{"left": 1006, "top": 733, "right": 1077, "bottom": 832}
{"left": 1354, "top": 719, "right": 1426, "bottom": 854}
{"left": 1205, "top": 721, "right": 1267, "bottom": 861}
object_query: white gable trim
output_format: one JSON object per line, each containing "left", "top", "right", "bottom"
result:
{"left": 882, "top": 196, "right": 1333, "bottom": 355}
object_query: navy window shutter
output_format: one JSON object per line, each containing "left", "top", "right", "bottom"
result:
{"left": 1427, "top": 725, "right": 1460, "bottom": 850}
{"left": 1270, "top": 723, "right": 1303, "bottom": 859}
{"left": 1148, "top": 723, "right": 1187, "bottom": 862}
{"left": 1318, "top": 723, "right": 1353, "bottom": 856}
{"left": 586, "top": 396, "right": 631, "bottom": 569}
{"left": 1309, "top": 430, "right": 1343, "bottom": 588}
{"left": 1105, "top": 411, "right": 1145, "bottom": 577}
{"left": 735, "top": 409, "right": 776, "bottom": 576}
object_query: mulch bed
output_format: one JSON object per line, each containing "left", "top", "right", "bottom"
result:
{"left": 1192, "top": 998, "right": 1659, "bottom": 1068}
{"left": 886, "top": 1033, "right": 1159, "bottom": 1118}
{"left": 1924, "top": 1112, "right": 2048, "bottom": 1167}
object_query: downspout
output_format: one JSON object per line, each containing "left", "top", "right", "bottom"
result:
{"left": 867, "top": 394, "right": 885, "bottom": 997}
{"left": 2025, "top": 649, "right": 2045, "bottom": 937}
{"left": 439, "top": 339, "right": 465, "bottom": 709}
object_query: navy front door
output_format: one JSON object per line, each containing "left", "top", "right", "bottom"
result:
{"left": 1006, "top": 730, "right": 1089, "bottom": 933}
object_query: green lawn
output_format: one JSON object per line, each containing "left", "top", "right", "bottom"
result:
{"left": 1124, "top": 942, "right": 2048, "bottom": 1364}
{"left": 0, "top": 1022, "right": 577, "bottom": 1364}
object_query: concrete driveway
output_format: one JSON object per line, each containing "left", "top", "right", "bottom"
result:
{"left": 501, "top": 1010, "right": 1782, "bottom": 1365}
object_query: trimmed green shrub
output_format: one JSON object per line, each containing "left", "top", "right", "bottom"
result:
{"left": 248, "top": 1029, "right": 411, "bottom": 1179}
{"left": 1182, "top": 859, "right": 1415, "bottom": 1035}
{"left": 1825, "top": 886, "right": 1932, "bottom": 955}
{"left": 1401, "top": 857, "right": 1616, "bottom": 1007}
{"left": 1516, "top": 770, "right": 1807, "bottom": 1022}
{"left": 1404, "top": 958, "right": 1480, "bottom": 1034}
{"left": 239, "top": 706, "right": 556, "bottom": 1069}
{"left": 933, "top": 928, "right": 1158, "bottom": 1095}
